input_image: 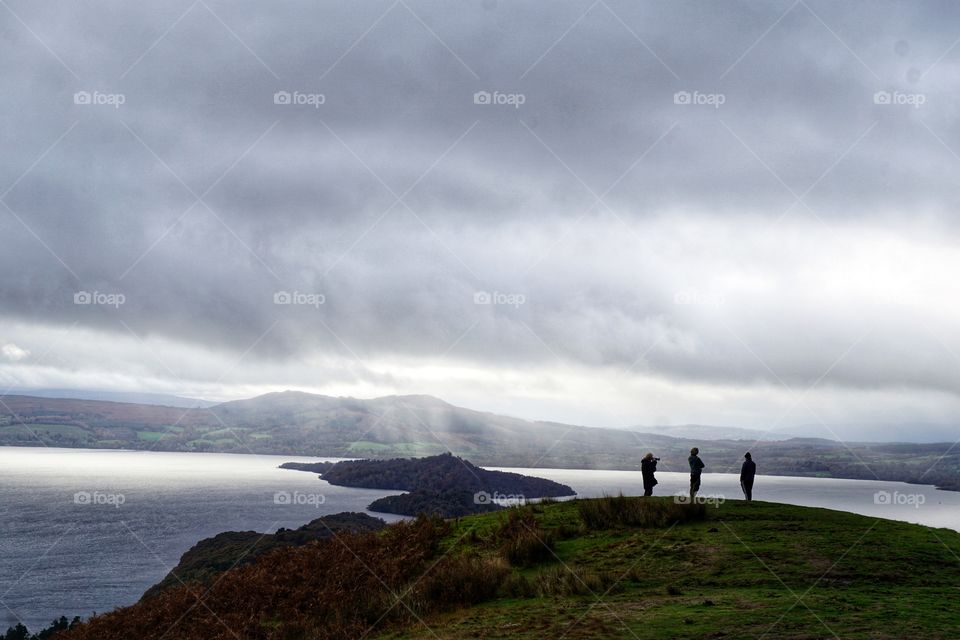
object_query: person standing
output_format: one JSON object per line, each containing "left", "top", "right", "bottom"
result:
{"left": 688, "top": 447, "right": 705, "bottom": 502}
{"left": 740, "top": 452, "right": 756, "bottom": 501}
{"left": 640, "top": 452, "right": 659, "bottom": 496}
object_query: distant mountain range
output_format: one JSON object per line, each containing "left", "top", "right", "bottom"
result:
{"left": 634, "top": 422, "right": 960, "bottom": 444}
{"left": 3, "top": 388, "right": 216, "bottom": 408}
{"left": 0, "top": 390, "right": 957, "bottom": 489}
{"left": 629, "top": 424, "right": 802, "bottom": 441}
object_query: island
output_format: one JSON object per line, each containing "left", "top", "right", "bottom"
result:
{"left": 280, "top": 452, "right": 577, "bottom": 517}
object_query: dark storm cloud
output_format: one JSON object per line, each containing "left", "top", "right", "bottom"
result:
{"left": 2, "top": 0, "right": 960, "bottom": 401}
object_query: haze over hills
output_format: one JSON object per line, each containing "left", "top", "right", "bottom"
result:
{"left": 783, "top": 422, "right": 960, "bottom": 444}
{"left": 6, "top": 388, "right": 953, "bottom": 444}
{"left": 0, "top": 390, "right": 959, "bottom": 490}
{"left": 631, "top": 422, "right": 960, "bottom": 444}
{"left": 629, "top": 424, "right": 803, "bottom": 442}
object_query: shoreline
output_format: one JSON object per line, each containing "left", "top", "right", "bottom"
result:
{"left": 2, "top": 442, "right": 955, "bottom": 493}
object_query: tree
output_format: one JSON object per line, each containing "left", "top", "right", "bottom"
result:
{"left": 2, "top": 624, "right": 29, "bottom": 640}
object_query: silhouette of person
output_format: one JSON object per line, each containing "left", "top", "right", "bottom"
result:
{"left": 688, "top": 447, "right": 705, "bottom": 502}
{"left": 740, "top": 452, "right": 756, "bottom": 501}
{"left": 640, "top": 452, "right": 659, "bottom": 496}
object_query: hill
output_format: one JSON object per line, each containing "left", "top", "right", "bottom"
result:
{"left": 55, "top": 497, "right": 960, "bottom": 639}
{"left": 4, "top": 388, "right": 215, "bottom": 408}
{"left": 1, "top": 392, "right": 959, "bottom": 490}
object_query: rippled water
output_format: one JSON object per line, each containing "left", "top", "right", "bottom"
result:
{"left": 0, "top": 447, "right": 404, "bottom": 631}
{"left": 2, "top": 447, "right": 958, "bottom": 631}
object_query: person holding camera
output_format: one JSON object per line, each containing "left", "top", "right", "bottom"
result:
{"left": 641, "top": 452, "right": 659, "bottom": 496}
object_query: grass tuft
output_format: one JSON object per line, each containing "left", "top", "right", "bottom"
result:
{"left": 577, "top": 494, "right": 706, "bottom": 529}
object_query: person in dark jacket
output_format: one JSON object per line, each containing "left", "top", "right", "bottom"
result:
{"left": 640, "top": 452, "right": 659, "bottom": 496}
{"left": 740, "top": 452, "right": 756, "bottom": 501}
{"left": 688, "top": 447, "right": 705, "bottom": 502}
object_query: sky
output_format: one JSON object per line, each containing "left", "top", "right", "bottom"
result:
{"left": 1, "top": 0, "right": 960, "bottom": 433}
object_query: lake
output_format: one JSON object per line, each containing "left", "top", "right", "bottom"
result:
{"left": 2, "top": 447, "right": 958, "bottom": 631}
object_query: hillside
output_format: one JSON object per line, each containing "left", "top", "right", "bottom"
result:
{"left": 1, "top": 392, "right": 959, "bottom": 489}
{"left": 57, "top": 498, "right": 960, "bottom": 639}
{"left": 142, "top": 512, "right": 385, "bottom": 599}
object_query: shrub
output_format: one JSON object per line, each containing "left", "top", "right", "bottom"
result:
{"left": 501, "top": 572, "right": 536, "bottom": 598}
{"left": 535, "top": 566, "right": 620, "bottom": 597}
{"left": 578, "top": 495, "right": 706, "bottom": 530}
{"left": 495, "top": 509, "right": 556, "bottom": 567}
{"left": 410, "top": 555, "right": 509, "bottom": 611}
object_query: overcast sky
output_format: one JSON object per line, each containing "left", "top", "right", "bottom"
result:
{"left": 1, "top": 0, "right": 960, "bottom": 432}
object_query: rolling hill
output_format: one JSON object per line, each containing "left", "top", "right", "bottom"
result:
{"left": 0, "top": 391, "right": 958, "bottom": 489}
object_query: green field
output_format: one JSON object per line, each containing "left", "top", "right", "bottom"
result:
{"left": 376, "top": 498, "right": 960, "bottom": 639}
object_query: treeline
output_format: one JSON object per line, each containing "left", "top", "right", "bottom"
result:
{"left": 3, "top": 616, "right": 81, "bottom": 640}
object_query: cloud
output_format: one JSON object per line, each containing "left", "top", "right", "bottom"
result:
{"left": 1, "top": 343, "right": 30, "bottom": 362}
{"left": 0, "top": 0, "right": 959, "bottom": 429}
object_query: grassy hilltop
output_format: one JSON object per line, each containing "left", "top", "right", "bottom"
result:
{"left": 59, "top": 497, "right": 960, "bottom": 640}
{"left": 379, "top": 499, "right": 960, "bottom": 640}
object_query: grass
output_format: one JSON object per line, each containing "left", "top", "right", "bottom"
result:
{"left": 347, "top": 440, "right": 394, "bottom": 452}
{"left": 377, "top": 497, "right": 960, "bottom": 639}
